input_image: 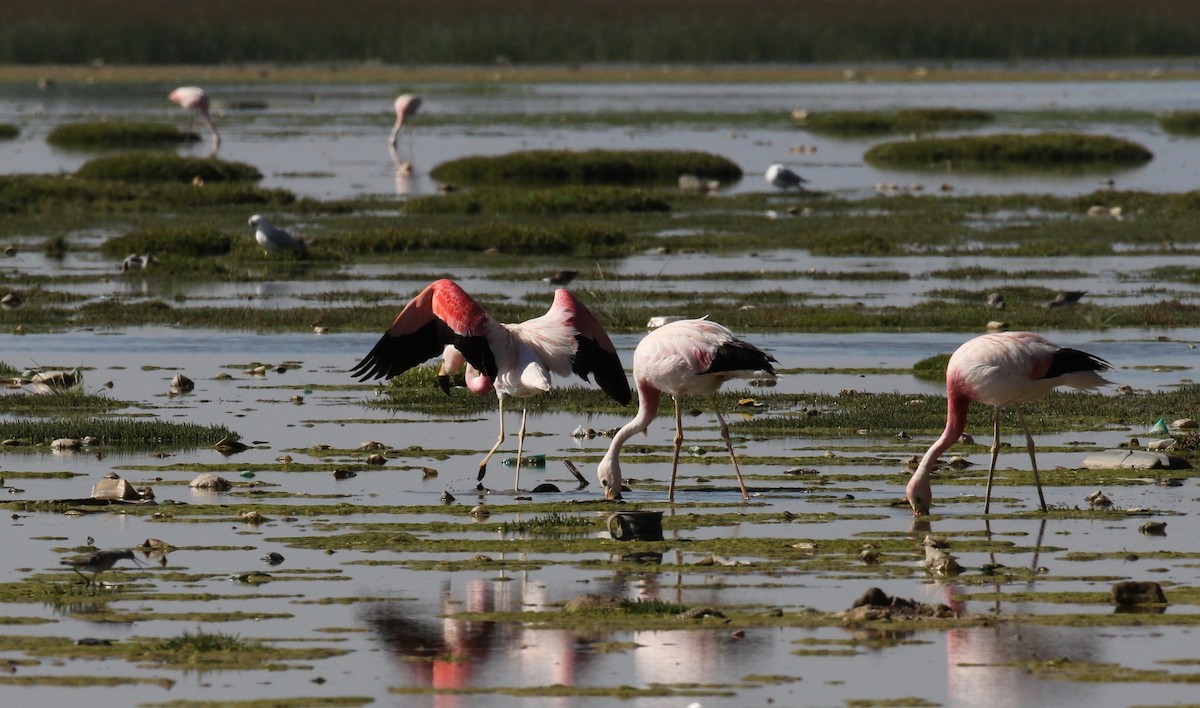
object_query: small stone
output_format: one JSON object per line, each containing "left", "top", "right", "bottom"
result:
{"left": 1111, "top": 580, "right": 1167, "bottom": 606}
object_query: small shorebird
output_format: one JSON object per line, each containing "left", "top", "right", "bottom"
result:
{"left": 61, "top": 549, "right": 141, "bottom": 586}
{"left": 765, "top": 163, "right": 808, "bottom": 191}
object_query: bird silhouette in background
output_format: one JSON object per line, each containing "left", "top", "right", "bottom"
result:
{"left": 597, "top": 318, "right": 777, "bottom": 501}
{"left": 249, "top": 215, "right": 307, "bottom": 254}
{"left": 905, "top": 331, "right": 1111, "bottom": 515}
{"left": 351, "top": 279, "right": 631, "bottom": 491}
{"left": 545, "top": 270, "right": 578, "bottom": 286}
{"left": 169, "top": 86, "right": 220, "bottom": 153}
{"left": 765, "top": 163, "right": 808, "bottom": 191}
{"left": 1049, "top": 291, "right": 1086, "bottom": 308}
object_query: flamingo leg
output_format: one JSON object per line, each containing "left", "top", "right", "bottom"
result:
{"left": 513, "top": 407, "right": 528, "bottom": 492}
{"left": 667, "top": 397, "right": 684, "bottom": 502}
{"left": 983, "top": 406, "right": 1002, "bottom": 514}
{"left": 1016, "top": 410, "right": 1048, "bottom": 512}
{"left": 711, "top": 393, "right": 749, "bottom": 501}
{"left": 478, "top": 397, "right": 506, "bottom": 483}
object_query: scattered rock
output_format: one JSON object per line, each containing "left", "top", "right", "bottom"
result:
{"left": 841, "top": 587, "right": 958, "bottom": 622}
{"left": 189, "top": 473, "right": 232, "bottom": 491}
{"left": 1111, "top": 580, "right": 1167, "bottom": 606}
{"left": 91, "top": 475, "right": 142, "bottom": 501}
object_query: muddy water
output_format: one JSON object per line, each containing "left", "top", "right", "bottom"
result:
{"left": 1, "top": 73, "right": 1200, "bottom": 705}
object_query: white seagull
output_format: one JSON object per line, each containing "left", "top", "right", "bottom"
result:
{"left": 249, "top": 215, "right": 306, "bottom": 253}
{"left": 765, "top": 163, "right": 808, "bottom": 191}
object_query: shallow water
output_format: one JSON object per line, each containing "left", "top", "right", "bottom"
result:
{"left": 1, "top": 72, "right": 1200, "bottom": 706}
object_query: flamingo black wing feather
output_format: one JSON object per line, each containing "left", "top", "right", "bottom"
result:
{"left": 571, "top": 335, "right": 632, "bottom": 405}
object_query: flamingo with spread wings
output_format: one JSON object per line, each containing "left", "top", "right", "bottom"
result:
{"left": 351, "top": 279, "right": 631, "bottom": 490}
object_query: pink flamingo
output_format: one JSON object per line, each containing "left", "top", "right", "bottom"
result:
{"left": 351, "top": 279, "right": 631, "bottom": 491}
{"left": 168, "top": 86, "right": 220, "bottom": 151}
{"left": 906, "top": 331, "right": 1111, "bottom": 516}
{"left": 596, "top": 318, "right": 777, "bottom": 502}
{"left": 389, "top": 93, "right": 422, "bottom": 150}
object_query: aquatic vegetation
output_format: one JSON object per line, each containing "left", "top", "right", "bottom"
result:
{"left": 1161, "top": 111, "right": 1200, "bottom": 136}
{"left": 0, "top": 124, "right": 17, "bottom": 140}
{"left": 46, "top": 121, "right": 187, "bottom": 148}
{"left": 430, "top": 149, "right": 742, "bottom": 187}
{"left": 324, "top": 221, "right": 629, "bottom": 257}
{"left": 101, "top": 225, "right": 234, "bottom": 258}
{"left": 76, "top": 153, "right": 263, "bottom": 183}
{"left": 403, "top": 186, "right": 671, "bottom": 215}
{"left": 0, "top": 175, "right": 295, "bottom": 216}
{"left": 0, "top": 417, "right": 239, "bottom": 446}
{"left": 800, "top": 108, "right": 993, "bottom": 136}
{"left": 864, "top": 133, "right": 1154, "bottom": 169}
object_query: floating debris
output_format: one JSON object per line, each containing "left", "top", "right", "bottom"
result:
{"left": 1086, "top": 489, "right": 1113, "bottom": 508}
{"left": 562, "top": 460, "right": 588, "bottom": 486}
{"left": 841, "top": 588, "right": 957, "bottom": 621}
{"left": 502, "top": 454, "right": 545, "bottom": 467}
{"left": 470, "top": 505, "right": 490, "bottom": 519}
{"left": 333, "top": 469, "right": 356, "bottom": 479}
{"left": 262, "top": 551, "right": 285, "bottom": 565}
{"left": 366, "top": 453, "right": 387, "bottom": 465}
{"left": 360, "top": 440, "right": 390, "bottom": 450}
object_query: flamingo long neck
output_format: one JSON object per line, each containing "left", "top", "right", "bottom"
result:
{"left": 604, "top": 381, "right": 662, "bottom": 466}
{"left": 913, "top": 390, "right": 971, "bottom": 484}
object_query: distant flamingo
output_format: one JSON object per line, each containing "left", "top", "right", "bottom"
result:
{"left": 596, "top": 319, "right": 777, "bottom": 501}
{"left": 389, "top": 93, "right": 422, "bottom": 150}
{"left": 905, "top": 331, "right": 1111, "bottom": 516}
{"left": 351, "top": 279, "right": 631, "bottom": 491}
{"left": 168, "top": 86, "right": 220, "bottom": 151}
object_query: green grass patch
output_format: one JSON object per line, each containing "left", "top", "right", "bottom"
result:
{"left": 864, "top": 133, "right": 1153, "bottom": 169}
{"left": 101, "top": 225, "right": 235, "bottom": 258}
{"left": 46, "top": 121, "right": 186, "bottom": 148}
{"left": 0, "top": 175, "right": 294, "bottom": 215}
{"left": 76, "top": 153, "right": 263, "bottom": 183}
{"left": 403, "top": 186, "right": 670, "bottom": 215}
{"left": 801, "top": 108, "right": 993, "bottom": 136}
{"left": 0, "top": 417, "right": 239, "bottom": 446}
{"left": 1161, "top": 111, "right": 1200, "bottom": 136}
{"left": 325, "top": 222, "right": 628, "bottom": 257}
{"left": 430, "top": 149, "right": 742, "bottom": 187}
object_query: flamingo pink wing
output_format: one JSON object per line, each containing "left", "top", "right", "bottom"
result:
{"left": 350, "top": 279, "right": 498, "bottom": 381}
{"left": 554, "top": 289, "right": 631, "bottom": 405}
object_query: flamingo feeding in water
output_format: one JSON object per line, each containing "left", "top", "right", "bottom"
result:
{"left": 168, "top": 86, "right": 220, "bottom": 151}
{"left": 350, "top": 279, "right": 631, "bottom": 491}
{"left": 905, "top": 331, "right": 1111, "bottom": 516}
{"left": 389, "top": 94, "right": 422, "bottom": 151}
{"left": 596, "top": 318, "right": 777, "bottom": 502}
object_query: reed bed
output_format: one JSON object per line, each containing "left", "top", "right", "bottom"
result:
{"left": 2, "top": 1, "right": 1199, "bottom": 64}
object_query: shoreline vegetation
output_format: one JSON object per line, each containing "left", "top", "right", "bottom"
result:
{"left": 3, "top": 1, "right": 1200, "bottom": 67}
{"left": 4, "top": 63, "right": 1200, "bottom": 86}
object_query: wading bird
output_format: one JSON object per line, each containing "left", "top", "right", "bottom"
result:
{"left": 60, "top": 548, "right": 141, "bottom": 586}
{"left": 350, "top": 279, "right": 631, "bottom": 491}
{"left": 905, "top": 331, "right": 1111, "bottom": 516}
{"left": 168, "top": 86, "right": 220, "bottom": 152}
{"left": 249, "top": 215, "right": 306, "bottom": 253}
{"left": 389, "top": 94, "right": 422, "bottom": 151}
{"left": 596, "top": 318, "right": 777, "bottom": 502}
{"left": 765, "top": 163, "right": 808, "bottom": 191}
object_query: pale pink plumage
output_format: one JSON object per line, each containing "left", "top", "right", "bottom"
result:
{"left": 906, "top": 331, "right": 1111, "bottom": 516}
{"left": 351, "top": 279, "right": 630, "bottom": 491}
{"left": 168, "top": 86, "right": 220, "bottom": 151}
{"left": 389, "top": 94, "right": 422, "bottom": 148}
{"left": 597, "top": 319, "right": 777, "bottom": 501}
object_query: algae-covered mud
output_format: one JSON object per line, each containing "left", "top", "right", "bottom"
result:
{"left": 0, "top": 65, "right": 1199, "bottom": 706}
